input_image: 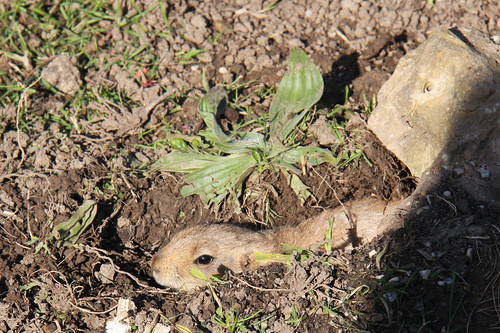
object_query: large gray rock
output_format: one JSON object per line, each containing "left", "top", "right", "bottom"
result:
{"left": 368, "top": 27, "right": 500, "bottom": 203}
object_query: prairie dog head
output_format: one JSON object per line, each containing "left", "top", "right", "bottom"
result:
{"left": 151, "top": 224, "right": 276, "bottom": 291}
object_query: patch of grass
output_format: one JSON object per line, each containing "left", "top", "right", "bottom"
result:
{"left": 0, "top": 0, "right": 169, "bottom": 139}
{"left": 320, "top": 284, "right": 372, "bottom": 332}
{"left": 212, "top": 306, "right": 263, "bottom": 333}
{"left": 0, "top": 1, "right": 110, "bottom": 101}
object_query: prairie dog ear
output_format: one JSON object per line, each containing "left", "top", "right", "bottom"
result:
{"left": 217, "top": 252, "right": 253, "bottom": 273}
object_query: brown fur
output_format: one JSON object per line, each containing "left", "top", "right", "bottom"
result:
{"left": 151, "top": 198, "right": 400, "bottom": 291}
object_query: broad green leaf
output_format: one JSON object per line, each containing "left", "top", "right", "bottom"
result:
{"left": 279, "top": 146, "right": 337, "bottom": 165}
{"left": 165, "top": 133, "right": 207, "bottom": 150}
{"left": 51, "top": 200, "right": 97, "bottom": 247}
{"left": 150, "top": 152, "right": 222, "bottom": 173}
{"left": 179, "top": 153, "right": 258, "bottom": 205}
{"left": 214, "top": 131, "right": 267, "bottom": 154}
{"left": 199, "top": 86, "right": 267, "bottom": 153}
{"left": 289, "top": 173, "right": 313, "bottom": 202}
{"left": 198, "top": 86, "right": 229, "bottom": 140}
{"left": 269, "top": 48, "right": 323, "bottom": 142}
{"left": 189, "top": 266, "right": 209, "bottom": 282}
{"left": 268, "top": 158, "right": 302, "bottom": 175}
{"left": 169, "top": 137, "right": 188, "bottom": 151}
{"left": 183, "top": 154, "right": 252, "bottom": 184}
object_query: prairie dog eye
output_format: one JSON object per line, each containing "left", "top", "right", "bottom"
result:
{"left": 195, "top": 255, "right": 214, "bottom": 265}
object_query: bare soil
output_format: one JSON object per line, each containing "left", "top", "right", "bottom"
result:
{"left": 0, "top": 1, "right": 498, "bottom": 332}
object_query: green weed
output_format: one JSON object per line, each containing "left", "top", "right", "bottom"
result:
{"left": 212, "top": 306, "right": 263, "bottom": 333}
{"left": 26, "top": 200, "right": 98, "bottom": 253}
{"left": 151, "top": 48, "right": 338, "bottom": 207}
{"left": 284, "top": 306, "right": 304, "bottom": 327}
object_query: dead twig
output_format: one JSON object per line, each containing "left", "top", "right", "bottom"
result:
{"left": 84, "top": 245, "right": 174, "bottom": 295}
{"left": 32, "top": 270, "right": 119, "bottom": 315}
{"left": 228, "top": 272, "right": 290, "bottom": 292}
{"left": 311, "top": 167, "right": 353, "bottom": 228}
{"left": 85, "top": 245, "right": 150, "bottom": 288}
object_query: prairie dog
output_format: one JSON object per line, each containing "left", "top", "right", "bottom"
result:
{"left": 151, "top": 198, "right": 400, "bottom": 291}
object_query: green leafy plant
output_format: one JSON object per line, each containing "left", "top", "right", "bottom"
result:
{"left": 27, "top": 200, "right": 98, "bottom": 252}
{"left": 151, "top": 48, "right": 337, "bottom": 207}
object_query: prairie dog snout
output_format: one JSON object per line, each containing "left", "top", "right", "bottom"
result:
{"left": 151, "top": 198, "right": 400, "bottom": 291}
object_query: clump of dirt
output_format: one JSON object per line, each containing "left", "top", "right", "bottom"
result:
{"left": 0, "top": 0, "right": 498, "bottom": 332}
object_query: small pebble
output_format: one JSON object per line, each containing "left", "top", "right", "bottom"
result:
{"left": 437, "top": 277, "right": 453, "bottom": 286}
{"left": 419, "top": 270, "right": 431, "bottom": 280}
{"left": 97, "top": 263, "right": 116, "bottom": 284}
{"left": 105, "top": 322, "right": 130, "bottom": 333}
{"left": 384, "top": 292, "right": 398, "bottom": 302}
{"left": 479, "top": 167, "right": 490, "bottom": 179}
{"left": 388, "top": 277, "right": 400, "bottom": 284}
